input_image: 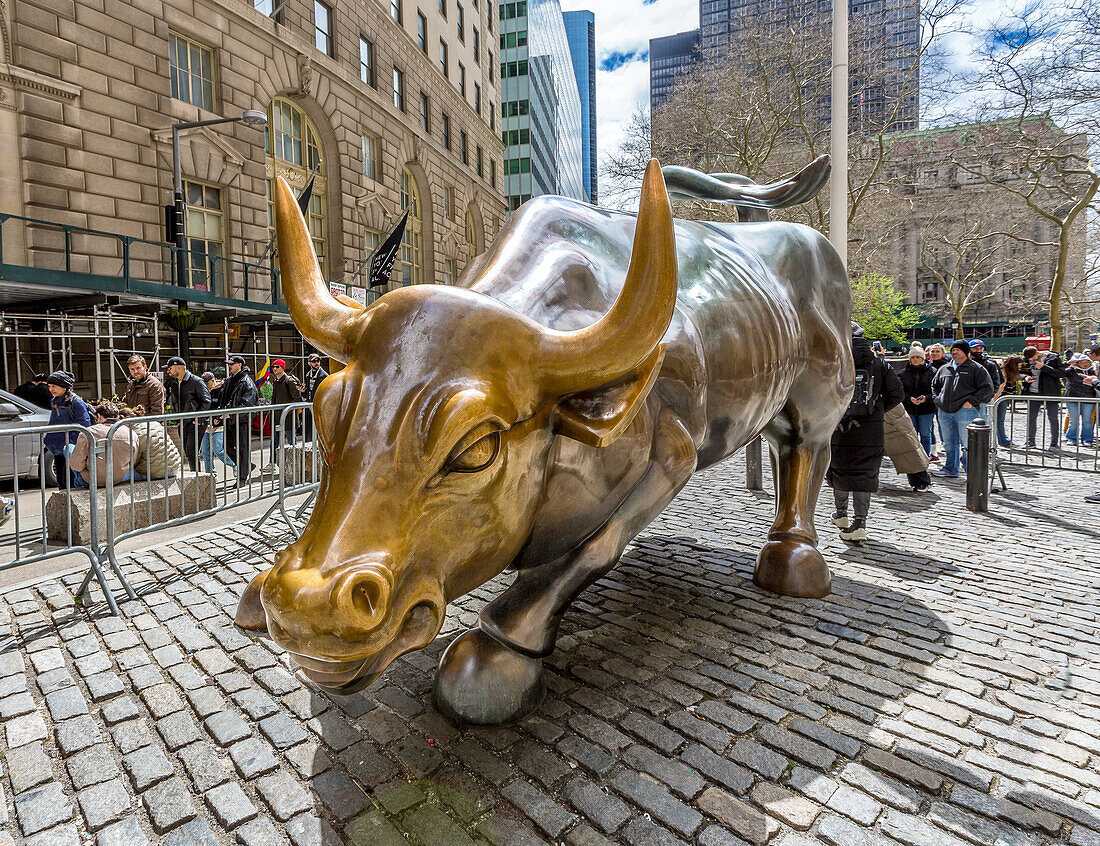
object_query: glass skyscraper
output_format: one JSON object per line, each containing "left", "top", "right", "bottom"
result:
{"left": 499, "top": 0, "right": 586, "bottom": 210}
{"left": 649, "top": 29, "right": 700, "bottom": 112}
{"left": 563, "top": 10, "right": 597, "bottom": 204}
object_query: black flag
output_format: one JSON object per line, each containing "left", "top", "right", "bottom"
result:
{"left": 297, "top": 172, "right": 316, "bottom": 215}
{"left": 369, "top": 208, "right": 409, "bottom": 288}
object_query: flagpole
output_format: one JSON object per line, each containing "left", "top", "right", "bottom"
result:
{"left": 830, "top": 0, "right": 848, "bottom": 269}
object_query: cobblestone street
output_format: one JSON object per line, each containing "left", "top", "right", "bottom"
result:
{"left": 0, "top": 453, "right": 1098, "bottom": 846}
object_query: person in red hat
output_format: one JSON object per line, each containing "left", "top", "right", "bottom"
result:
{"left": 263, "top": 358, "right": 303, "bottom": 473}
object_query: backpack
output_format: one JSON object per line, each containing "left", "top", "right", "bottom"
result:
{"left": 844, "top": 359, "right": 879, "bottom": 418}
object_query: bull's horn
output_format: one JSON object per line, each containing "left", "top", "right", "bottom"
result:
{"left": 540, "top": 158, "right": 677, "bottom": 392}
{"left": 274, "top": 177, "right": 358, "bottom": 361}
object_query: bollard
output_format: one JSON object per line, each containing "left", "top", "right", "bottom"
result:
{"left": 746, "top": 435, "right": 764, "bottom": 490}
{"left": 966, "top": 416, "right": 991, "bottom": 512}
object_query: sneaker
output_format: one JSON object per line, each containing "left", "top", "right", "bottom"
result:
{"left": 928, "top": 453, "right": 941, "bottom": 462}
{"left": 260, "top": 463, "right": 277, "bottom": 473}
{"left": 1085, "top": 492, "right": 1100, "bottom": 503}
{"left": 912, "top": 484, "right": 930, "bottom": 492}
{"left": 830, "top": 512, "right": 848, "bottom": 527}
{"left": 0, "top": 497, "right": 13, "bottom": 527}
{"left": 839, "top": 518, "right": 867, "bottom": 541}
{"left": 933, "top": 469, "right": 959, "bottom": 477}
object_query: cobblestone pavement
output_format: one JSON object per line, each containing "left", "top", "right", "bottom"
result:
{"left": 0, "top": 454, "right": 1098, "bottom": 846}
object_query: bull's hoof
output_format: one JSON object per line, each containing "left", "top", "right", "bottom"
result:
{"left": 234, "top": 568, "right": 271, "bottom": 632}
{"left": 753, "top": 538, "right": 831, "bottom": 598}
{"left": 432, "top": 628, "right": 545, "bottom": 725}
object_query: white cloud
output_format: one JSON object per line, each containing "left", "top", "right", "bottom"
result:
{"left": 560, "top": 0, "right": 698, "bottom": 201}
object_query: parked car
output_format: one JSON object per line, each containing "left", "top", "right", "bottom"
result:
{"left": 0, "top": 388, "right": 57, "bottom": 486}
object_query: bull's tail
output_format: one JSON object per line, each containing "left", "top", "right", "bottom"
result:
{"left": 661, "top": 155, "right": 830, "bottom": 222}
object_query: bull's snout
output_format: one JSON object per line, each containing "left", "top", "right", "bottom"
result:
{"left": 262, "top": 553, "right": 395, "bottom": 646}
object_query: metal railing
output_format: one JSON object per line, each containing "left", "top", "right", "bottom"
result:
{"left": 988, "top": 393, "right": 1100, "bottom": 488}
{"left": 0, "top": 212, "right": 280, "bottom": 305}
{"left": 0, "top": 423, "right": 133, "bottom": 614}
{"left": 251, "top": 403, "right": 320, "bottom": 539}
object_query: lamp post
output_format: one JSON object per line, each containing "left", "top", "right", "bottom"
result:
{"left": 829, "top": 0, "right": 848, "bottom": 267}
{"left": 950, "top": 317, "right": 960, "bottom": 340}
{"left": 171, "top": 110, "right": 267, "bottom": 289}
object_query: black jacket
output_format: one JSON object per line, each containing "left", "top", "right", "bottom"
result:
{"left": 971, "top": 351, "right": 1004, "bottom": 392}
{"left": 1023, "top": 353, "right": 1069, "bottom": 397}
{"left": 217, "top": 368, "right": 259, "bottom": 427}
{"left": 303, "top": 366, "right": 328, "bottom": 401}
{"left": 271, "top": 374, "right": 303, "bottom": 406}
{"left": 929, "top": 357, "right": 950, "bottom": 371}
{"left": 167, "top": 371, "right": 212, "bottom": 418}
{"left": 827, "top": 336, "right": 904, "bottom": 492}
{"left": 1065, "top": 365, "right": 1097, "bottom": 398}
{"left": 13, "top": 381, "right": 52, "bottom": 410}
{"left": 932, "top": 358, "right": 994, "bottom": 413}
{"left": 899, "top": 362, "right": 936, "bottom": 416}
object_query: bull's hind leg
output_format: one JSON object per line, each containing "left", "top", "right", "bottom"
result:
{"left": 754, "top": 407, "right": 833, "bottom": 597}
{"left": 432, "top": 410, "right": 696, "bottom": 725}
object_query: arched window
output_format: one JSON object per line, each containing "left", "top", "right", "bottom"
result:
{"left": 265, "top": 98, "right": 326, "bottom": 275}
{"left": 400, "top": 167, "right": 422, "bottom": 285}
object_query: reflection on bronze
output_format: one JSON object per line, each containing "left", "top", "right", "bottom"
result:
{"left": 235, "top": 158, "right": 853, "bottom": 725}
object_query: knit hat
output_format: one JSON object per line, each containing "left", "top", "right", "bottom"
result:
{"left": 46, "top": 371, "right": 74, "bottom": 389}
{"left": 908, "top": 344, "right": 926, "bottom": 361}
{"left": 1070, "top": 352, "right": 1091, "bottom": 364}
{"left": 272, "top": 359, "right": 287, "bottom": 368}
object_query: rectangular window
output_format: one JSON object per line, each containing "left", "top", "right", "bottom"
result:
{"left": 490, "top": 159, "right": 496, "bottom": 188}
{"left": 457, "top": 2, "right": 465, "bottom": 41}
{"left": 362, "top": 133, "right": 380, "bottom": 181}
{"left": 444, "top": 185, "right": 455, "bottom": 219}
{"left": 419, "top": 92, "right": 430, "bottom": 132}
{"left": 473, "top": 27, "right": 479, "bottom": 61}
{"left": 391, "top": 0, "right": 402, "bottom": 23}
{"left": 443, "top": 257, "right": 458, "bottom": 285}
{"left": 184, "top": 180, "right": 223, "bottom": 293}
{"left": 477, "top": 145, "right": 483, "bottom": 177}
{"left": 441, "top": 111, "right": 451, "bottom": 149}
{"left": 359, "top": 37, "right": 375, "bottom": 85}
{"left": 490, "top": 107, "right": 494, "bottom": 132}
{"left": 417, "top": 11, "right": 427, "bottom": 51}
{"left": 489, "top": 50, "right": 494, "bottom": 82}
{"left": 314, "top": 0, "right": 333, "bottom": 56}
{"left": 169, "top": 32, "right": 215, "bottom": 111}
{"left": 439, "top": 39, "right": 448, "bottom": 76}
{"left": 439, "top": 0, "right": 446, "bottom": 14}
{"left": 487, "top": 0, "right": 492, "bottom": 30}
{"left": 458, "top": 63, "right": 466, "bottom": 96}
{"left": 460, "top": 130, "right": 468, "bottom": 164}
{"left": 393, "top": 66, "right": 405, "bottom": 110}
{"left": 474, "top": 82, "right": 481, "bottom": 114}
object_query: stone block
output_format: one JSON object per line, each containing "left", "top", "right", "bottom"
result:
{"left": 280, "top": 442, "right": 320, "bottom": 486}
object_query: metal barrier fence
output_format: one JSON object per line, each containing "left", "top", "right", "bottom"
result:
{"left": 988, "top": 393, "right": 1100, "bottom": 488}
{"left": 0, "top": 403, "right": 319, "bottom": 614}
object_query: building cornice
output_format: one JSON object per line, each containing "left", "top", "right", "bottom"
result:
{"left": 0, "top": 63, "right": 81, "bottom": 102}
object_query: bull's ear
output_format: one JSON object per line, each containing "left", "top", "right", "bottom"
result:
{"left": 552, "top": 345, "right": 665, "bottom": 448}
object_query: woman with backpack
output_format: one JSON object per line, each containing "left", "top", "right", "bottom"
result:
{"left": 827, "top": 325, "right": 904, "bottom": 541}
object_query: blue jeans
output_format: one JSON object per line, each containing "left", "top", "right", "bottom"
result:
{"left": 996, "top": 401, "right": 1011, "bottom": 447}
{"left": 937, "top": 406, "right": 981, "bottom": 476}
{"left": 909, "top": 413, "right": 935, "bottom": 456}
{"left": 201, "top": 430, "right": 235, "bottom": 473}
{"left": 1065, "top": 401, "right": 1095, "bottom": 445}
{"left": 271, "top": 427, "right": 295, "bottom": 461}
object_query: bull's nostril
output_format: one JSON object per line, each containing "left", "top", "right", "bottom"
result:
{"left": 331, "top": 564, "right": 393, "bottom": 631}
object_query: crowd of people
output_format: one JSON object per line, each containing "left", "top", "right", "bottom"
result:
{"left": 11, "top": 352, "right": 329, "bottom": 491}
{"left": 826, "top": 329, "right": 1100, "bottom": 541}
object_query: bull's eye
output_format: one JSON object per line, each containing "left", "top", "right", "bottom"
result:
{"left": 445, "top": 424, "right": 501, "bottom": 474}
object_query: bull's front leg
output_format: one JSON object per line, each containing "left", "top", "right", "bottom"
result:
{"left": 754, "top": 412, "right": 832, "bottom": 598}
{"left": 432, "top": 410, "right": 697, "bottom": 725}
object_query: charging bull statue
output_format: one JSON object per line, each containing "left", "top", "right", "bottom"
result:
{"left": 235, "top": 158, "right": 853, "bottom": 724}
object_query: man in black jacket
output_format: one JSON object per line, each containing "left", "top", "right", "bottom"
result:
{"left": 217, "top": 355, "right": 259, "bottom": 485}
{"left": 301, "top": 353, "right": 328, "bottom": 441}
{"left": 165, "top": 356, "right": 212, "bottom": 471}
{"left": 1022, "top": 346, "right": 1068, "bottom": 450}
{"left": 932, "top": 341, "right": 994, "bottom": 478}
{"left": 13, "top": 374, "right": 52, "bottom": 410}
{"left": 968, "top": 339, "right": 1003, "bottom": 421}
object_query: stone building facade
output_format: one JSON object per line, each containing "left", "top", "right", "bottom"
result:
{"left": 0, "top": 0, "right": 506, "bottom": 389}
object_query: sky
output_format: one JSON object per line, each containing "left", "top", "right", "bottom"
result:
{"left": 558, "top": 0, "right": 699, "bottom": 193}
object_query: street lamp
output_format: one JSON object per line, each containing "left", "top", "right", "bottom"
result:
{"left": 171, "top": 110, "right": 267, "bottom": 289}
{"left": 950, "top": 317, "right": 960, "bottom": 339}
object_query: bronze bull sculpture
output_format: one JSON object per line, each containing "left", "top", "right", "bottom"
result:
{"left": 235, "top": 159, "right": 853, "bottom": 724}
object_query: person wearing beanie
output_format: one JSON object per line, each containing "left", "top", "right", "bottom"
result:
{"left": 899, "top": 344, "right": 937, "bottom": 460}
{"left": 43, "top": 371, "right": 91, "bottom": 489}
{"left": 263, "top": 358, "right": 303, "bottom": 472}
{"left": 164, "top": 356, "right": 212, "bottom": 471}
{"left": 931, "top": 341, "right": 995, "bottom": 477}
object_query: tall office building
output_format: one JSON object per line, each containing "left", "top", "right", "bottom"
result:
{"left": 500, "top": 0, "right": 586, "bottom": 210}
{"left": 563, "top": 10, "right": 597, "bottom": 204}
{"left": 699, "top": 0, "right": 920, "bottom": 129}
{"left": 649, "top": 29, "right": 701, "bottom": 112}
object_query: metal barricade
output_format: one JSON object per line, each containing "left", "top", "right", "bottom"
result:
{"left": 987, "top": 393, "right": 1100, "bottom": 490}
{"left": 84, "top": 403, "right": 315, "bottom": 588}
{"left": 252, "top": 402, "right": 319, "bottom": 539}
{"left": 0, "top": 423, "right": 133, "bottom": 614}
